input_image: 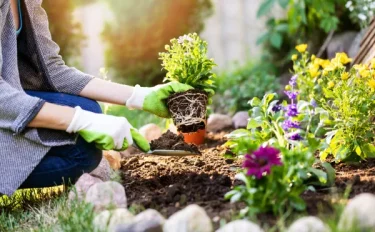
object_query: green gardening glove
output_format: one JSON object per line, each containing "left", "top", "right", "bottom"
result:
{"left": 126, "top": 82, "right": 193, "bottom": 118}
{"left": 66, "top": 106, "right": 150, "bottom": 152}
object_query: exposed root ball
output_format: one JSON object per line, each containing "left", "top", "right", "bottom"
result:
{"left": 167, "top": 90, "right": 208, "bottom": 133}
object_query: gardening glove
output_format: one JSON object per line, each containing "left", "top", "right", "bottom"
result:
{"left": 66, "top": 106, "right": 150, "bottom": 152}
{"left": 126, "top": 82, "right": 193, "bottom": 118}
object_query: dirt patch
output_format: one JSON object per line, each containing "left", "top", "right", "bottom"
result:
{"left": 167, "top": 89, "right": 208, "bottom": 133}
{"left": 121, "top": 131, "right": 375, "bottom": 228}
{"left": 150, "top": 130, "right": 201, "bottom": 155}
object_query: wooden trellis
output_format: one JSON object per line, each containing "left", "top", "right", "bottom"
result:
{"left": 352, "top": 18, "right": 375, "bottom": 65}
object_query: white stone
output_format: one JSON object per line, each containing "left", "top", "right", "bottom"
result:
{"left": 85, "top": 181, "right": 127, "bottom": 212}
{"left": 288, "top": 216, "right": 330, "bottom": 232}
{"left": 216, "top": 220, "right": 264, "bottom": 232}
{"left": 90, "top": 157, "right": 112, "bottom": 181}
{"left": 104, "top": 150, "right": 122, "bottom": 170}
{"left": 207, "top": 114, "right": 233, "bottom": 132}
{"left": 338, "top": 193, "right": 375, "bottom": 231}
{"left": 232, "top": 111, "right": 249, "bottom": 129}
{"left": 93, "top": 208, "right": 134, "bottom": 232}
{"left": 68, "top": 173, "right": 102, "bottom": 201}
{"left": 163, "top": 204, "right": 212, "bottom": 232}
{"left": 115, "top": 209, "right": 165, "bottom": 232}
{"left": 139, "top": 124, "right": 163, "bottom": 142}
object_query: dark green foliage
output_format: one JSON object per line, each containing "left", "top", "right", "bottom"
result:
{"left": 213, "top": 61, "right": 280, "bottom": 114}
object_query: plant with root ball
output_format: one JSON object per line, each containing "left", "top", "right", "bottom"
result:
{"left": 159, "top": 33, "right": 217, "bottom": 133}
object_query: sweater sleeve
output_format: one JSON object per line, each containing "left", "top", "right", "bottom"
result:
{"left": 0, "top": 8, "right": 45, "bottom": 134}
{"left": 28, "top": 0, "right": 95, "bottom": 95}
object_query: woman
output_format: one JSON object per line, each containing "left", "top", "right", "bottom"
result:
{"left": 0, "top": 0, "right": 191, "bottom": 196}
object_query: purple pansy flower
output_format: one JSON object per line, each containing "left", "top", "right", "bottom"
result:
{"left": 285, "top": 104, "right": 298, "bottom": 117}
{"left": 289, "top": 133, "right": 302, "bottom": 141}
{"left": 289, "top": 75, "right": 298, "bottom": 87}
{"left": 272, "top": 104, "right": 282, "bottom": 112}
{"left": 310, "top": 99, "right": 317, "bottom": 108}
{"left": 284, "top": 91, "right": 299, "bottom": 100}
{"left": 282, "top": 119, "right": 300, "bottom": 131}
{"left": 243, "top": 146, "right": 282, "bottom": 179}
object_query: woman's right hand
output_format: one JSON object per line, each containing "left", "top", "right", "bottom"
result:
{"left": 66, "top": 106, "right": 150, "bottom": 152}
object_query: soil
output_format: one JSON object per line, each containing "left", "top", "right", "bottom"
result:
{"left": 121, "top": 130, "right": 375, "bottom": 229}
{"left": 150, "top": 130, "right": 201, "bottom": 155}
{"left": 167, "top": 89, "right": 208, "bottom": 133}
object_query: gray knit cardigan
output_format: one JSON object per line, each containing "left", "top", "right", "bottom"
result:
{"left": 0, "top": 0, "right": 94, "bottom": 196}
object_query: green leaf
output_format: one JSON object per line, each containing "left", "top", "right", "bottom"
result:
{"left": 362, "top": 143, "right": 375, "bottom": 158}
{"left": 355, "top": 146, "right": 362, "bottom": 156}
{"left": 321, "top": 162, "right": 336, "bottom": 186}
{"left": 274, "top": 23, "right": 289, "bottom": 32}
{"left": 257, "top": 0, "right": 276, "bottom": 18}
{"left": 247, "top": 118, "right": 261, "bottom": 129}
{"left": 270, "top": 32, "right": 283, "bottom": 49}
{"left": 249, "top": 97, "right": 261, "bottom": 107}
{"left": 278, "top": 0, "right": 289, "bottom": 8}
{"left": 290, "top": 195, "right": 306, "bottom": 211}
{"left": 308, "top": 167, "right": 327, "bottom": 184}
{"left": 256, "top": 32, "right": 269, "bottom": 45}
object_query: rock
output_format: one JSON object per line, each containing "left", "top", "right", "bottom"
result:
{"left": 232, "top": 111, "right": 249, "bottom": 129}
{"left": 348, "top": 29, "right": 366, "bottom": 59}
{"left": 68, "top": 173, "right": 102, "bottom": 202}
{"left": 216, "top": 220, "right": 264, "bottom": 232}
{"left": 90, "top": 157, "right": 112, "bottom": 181}
{"left": 139, "top": 124, "right": 163, "bottom": 142}
{"left": 104, "top": 150, "right": 122, "bottom": 170}
{"left": 288, "top": 216, "right": 329, "bottom": 232}
{"left": 85, "top": 181, "right": 127, "bottom": 211}
{"left": 163, "top": 204, "right": 212, "bottom": 232}
{"left": 207, "top": 114, "right": 233, "bottom": 132}
{"left": 327, "top": 31, "right": 358, "bottom": 59}
{"left": 115, "top": 209, "right": 165, "bottom": 232}
{"left": 119, "top": 150, "right": 131, "bottom": 159}
{"left": 338, "top": 193, "right": 375, "bottom": 231}
{"left": 93, "top": 208, "right": 134, "bottom": 232}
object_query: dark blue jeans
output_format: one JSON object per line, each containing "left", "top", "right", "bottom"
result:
{"left": 19, "top": 91, "right": 103, "bottom": 189}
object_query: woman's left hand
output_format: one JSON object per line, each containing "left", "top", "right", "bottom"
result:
{"left": 126, "top": 82, "right": 193, "bottom": 118}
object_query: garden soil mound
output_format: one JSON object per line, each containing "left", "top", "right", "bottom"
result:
{"left": 121, "top": 131, "right": 375, "bottom": 227}
{"left": 150, "top": 130, "right": 201, "bottom": 155}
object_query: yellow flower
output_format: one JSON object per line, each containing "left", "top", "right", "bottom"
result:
{"left": 371, "top": 58, "right": 375, "bottom": 69}
{"left": 292, "top": 54, "right": 298, "bottom": 61}
{"left": 360, "top": 69, "right": 370, "bottom": 78}
{"left": 285, "top": 85, "right": 292, "bottom": 91}
{"left": 369, "top": 79, "right": 375, "bottom": 90}
{"left": 325, "top": 59, "right": 342, "bottom": 71}
{"left": 341, "top": 72, "right": 350, "bottom": 80}
{"left": 311, "top": 55, "right": 316, "bottom": 61}
{"left": 319, "top": 59, "right": 331, "bottom": 69}
{"left": 335, "top": 52, "right": 352, "bottom": 65}
{"left": 309, "top": 67, "right": 320, "bottom": 78}
{"left": 328, "top": 81, "right": 335, "bottom": 89}
{"left": 295, "top": 44, "right": 308, "bottom": 53}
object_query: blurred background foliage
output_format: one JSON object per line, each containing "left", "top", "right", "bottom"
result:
{"left": 42, "top": 0, "right": 375, "bottom": 127}
{"left": 101, "top": 0, "right": 213, "bottom": 86}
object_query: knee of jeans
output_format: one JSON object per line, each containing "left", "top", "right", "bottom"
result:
{"left": 76, "top": 98, "right": 102, "bottom": 114}
{"left": 85, "top": 146, "right": 103, "bottom": 173}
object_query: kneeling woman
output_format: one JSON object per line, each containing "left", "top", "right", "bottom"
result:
{"left": 0, "top": 0, "right": 191, "bottom": 196}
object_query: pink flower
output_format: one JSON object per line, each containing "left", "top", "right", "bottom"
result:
{"left": 243, "top": 146, "right": 282, "bottom": 179}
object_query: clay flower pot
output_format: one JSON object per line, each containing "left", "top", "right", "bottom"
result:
{"left": 167, "top": 89, "right": 208, "bottom": 133}
{"left": 180, "top": 128, "right": 206, "bottom": 145}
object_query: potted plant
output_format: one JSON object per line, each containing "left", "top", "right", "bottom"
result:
{"left": 159, "top": 33, "right": 216, "bottom": 144}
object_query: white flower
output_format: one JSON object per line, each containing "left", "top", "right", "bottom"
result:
{"left": 358, "top": 13, "right": 367, "bottom": 21}
{"left": 178, "top": 35, "right": 193, "bottom": 44}
{"left": 345, "top": 1, "right": 352, "bottom": 8}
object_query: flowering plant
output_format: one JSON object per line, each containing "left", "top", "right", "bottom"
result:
{"left": 225, "top": 144, "right": 331, "bottom": 216}
{"left": 292, "top": 44, "right": 375, "bottom": 161}
{"left": 159, "top": 33, "right": 216, "bottom": 95}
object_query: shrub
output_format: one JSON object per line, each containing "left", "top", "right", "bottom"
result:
{"left": 213, "top": 61, "right": 280, "bottom": 114}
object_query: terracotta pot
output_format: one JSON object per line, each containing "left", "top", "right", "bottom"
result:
{"left": 180, "top": 128, "right": 206, "bottom": 145}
